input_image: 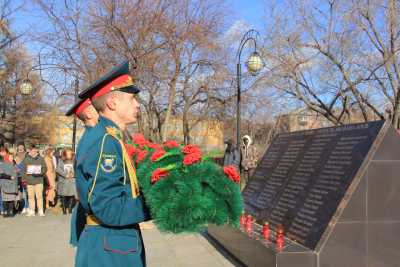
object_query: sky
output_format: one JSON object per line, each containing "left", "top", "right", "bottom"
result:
{"left": 225, "top": 0, "right": 265, "bottom": 31}
{"left": 10, "top": 0, "right": 268, "bottom": 55}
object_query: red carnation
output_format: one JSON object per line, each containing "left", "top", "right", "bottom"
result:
{"left": 151, "top": 149, "right": 166, "bottom": 161}
{"left": 136, "top": 149, "right": 148, "bottom": 164}
{"left": 183, "top": 152, "right": 201, "bottom": 165}
{"left": 124, "top": 144, "right": 137, "bottom": 157}
{"left": 181, "top": 144, "right": 201, "bottom": 154}
{"left": 163, "top": 140, "right": 180, "bottom": 149}
{"left": 223, "top": 166, "right": 240, "bottom": 184}
{"left": 151, "top": 168, "right": 169, "bottom": 183}
{"left": 132, "top": 134, "right": 149, "bottom": 147}
{"left": 147, "top": 142, "right": 163, "bottom": 150}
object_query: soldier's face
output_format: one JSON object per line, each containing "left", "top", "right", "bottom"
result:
{"left": 81, "top": 105, "right": 99, "bottom": 126}
{"left": 115, "top": 92, "right": 140, "bottom": 124}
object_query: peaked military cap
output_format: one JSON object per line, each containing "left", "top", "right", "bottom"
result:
{"left": 65, "top": 97, "right": 92, "bottom": 117}
{"left": 78, "top": 61, "right": 140, "bottom": 100}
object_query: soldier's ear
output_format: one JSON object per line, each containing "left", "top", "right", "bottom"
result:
{"left": 105, "top": 94, "right": 117, "bottom": 111}
{"left": 85, "top": 111, "right": 93, "bottom": 120}
{"left": 85, "top": 109, "right": 95, "bottom": 120}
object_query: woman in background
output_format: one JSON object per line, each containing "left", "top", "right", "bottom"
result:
{"left": 14, "top": 143, "right": 27, "bottom": 214}
{"left": 0, "top": 146, "right": 18, "bottom": 217}
{"left": 56, "top": 148, "right": 76, "bottom": 214}
{"left": 44, "top": 147, "right": 56, "bottom": 209}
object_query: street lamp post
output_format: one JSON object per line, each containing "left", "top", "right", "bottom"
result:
{"left": 236, "top": 29, "right": 264, "bottom": 171}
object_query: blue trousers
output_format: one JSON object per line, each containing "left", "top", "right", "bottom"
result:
{"left": 22, "top": 187, "right": 28, "bottom": 209}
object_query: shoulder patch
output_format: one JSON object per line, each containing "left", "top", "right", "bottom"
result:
{"left": 100, "top": 154, "right": 117, "bottom": 173}
{"left": 106, "top": 126, "right": 123, "bottom": 140}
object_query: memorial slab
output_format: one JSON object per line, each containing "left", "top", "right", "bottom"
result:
{"left": 208, "top": 121, "right": 400, "bottom": 267}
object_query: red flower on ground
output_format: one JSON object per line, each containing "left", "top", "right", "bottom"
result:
{"left": 124, "top": 144, "right": 137, "bottom": 157}
{"left": 132, "top": 134, "right": 149, "bottom": 147}
{"left": 163, "top": 140, "right": 180, "bottom": 149}
{"left": 183, "top": 152, "right": 202, "bottom": 165}
{"left": 151, "top": 149, "right": 166, "bottom": 162}
{"left": 181, "top": 144, "right": 201, "bottom": 154}
{"left": 223, "top": 166, "right": 240, "bottom": 184}
{"left": 136, "top": 149, "right": 148, "bottom": 164}
{"left": 147, "top": 142, "right": 163, "bottom": 150}
{"left": 151, "top": 168, "right": 169, "bottom": 183}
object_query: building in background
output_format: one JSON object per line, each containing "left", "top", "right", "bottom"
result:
{"left": 30, "top": 110, "right": 84, "bottom": 147}
{"left": 276, "top": 107, "right": 383, "bottom": 133}
{"left": 163, "top": 117, "right": 224, "bottom": 152}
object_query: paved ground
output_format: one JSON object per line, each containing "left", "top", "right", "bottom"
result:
{"left": 0, "top": 212, "right": 242, "bottom": 267}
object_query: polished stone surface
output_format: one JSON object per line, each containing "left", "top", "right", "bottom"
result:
{"left": 242, "top": 121, "right": 384, "bottom": 250}
{"left": 319, "top": 222, "right": 367, "bottom": 267}
{"left": 338, "top": 174, "right": 367, "bottom": 222}
{"left": 373, "top": 127, "right": 400, "bottom": 160}
{"left": 367, "top": 222, "right": 400, "bottom": 267}
{"left": 208, "top": 224, "right": 315, "bottom": 267}
{"left": 367, "top": 162, "right": 400, "bottom": 221}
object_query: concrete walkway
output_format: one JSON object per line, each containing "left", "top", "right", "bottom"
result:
{"left": 0, "top": 213, "right": 242, "bottom": 267}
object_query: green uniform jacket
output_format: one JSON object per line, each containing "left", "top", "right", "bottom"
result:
{"left": 22, "top": 154, "right": 47, "bottom": 185}
{"left": 74, "top": 116, "right": 149, "bottom": 267}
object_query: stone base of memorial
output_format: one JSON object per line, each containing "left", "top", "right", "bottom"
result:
{"left": 208, "top": 120, "right": 400, "bottom": 267}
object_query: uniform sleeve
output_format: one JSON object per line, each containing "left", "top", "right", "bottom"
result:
{"left": 84, "top": 135, "right": 147, "bottom": 227}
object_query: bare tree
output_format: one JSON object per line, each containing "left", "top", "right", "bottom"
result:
{"left": 0, "top": 42, "right": 46, "bottom": 143}
{"left": 0, "top": 0, "right": 21, "bottom": 53}
{"left": 34, "top": 0, "right": 256, "bottom": 146}
{"left": 262, "top": 0, "right": 400, "bottom": 127}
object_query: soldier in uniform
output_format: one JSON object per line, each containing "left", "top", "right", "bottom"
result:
{"left": 73, "top": 61, "right": 150, "bottom": 267}
{"left": 65, "top": 97, "right": 99, "bottom": 159}
{"left": 65, "top": 97, "right": 99, "bottom": 246}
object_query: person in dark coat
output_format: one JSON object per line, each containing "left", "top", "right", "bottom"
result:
{"left": 223, "top": 138, "right": 240, "bottom": 169}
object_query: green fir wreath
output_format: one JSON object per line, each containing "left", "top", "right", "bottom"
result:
{"left": 125, "top": 135, "right": 243, "bottom": 233}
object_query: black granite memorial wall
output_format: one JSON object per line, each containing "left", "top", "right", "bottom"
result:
{"left": 208, "top": 120, "right": 400, "bottom": 267}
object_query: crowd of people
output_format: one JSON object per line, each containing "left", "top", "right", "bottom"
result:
{"left": 0, "top": 140, "right": 77, "bottom": 218}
